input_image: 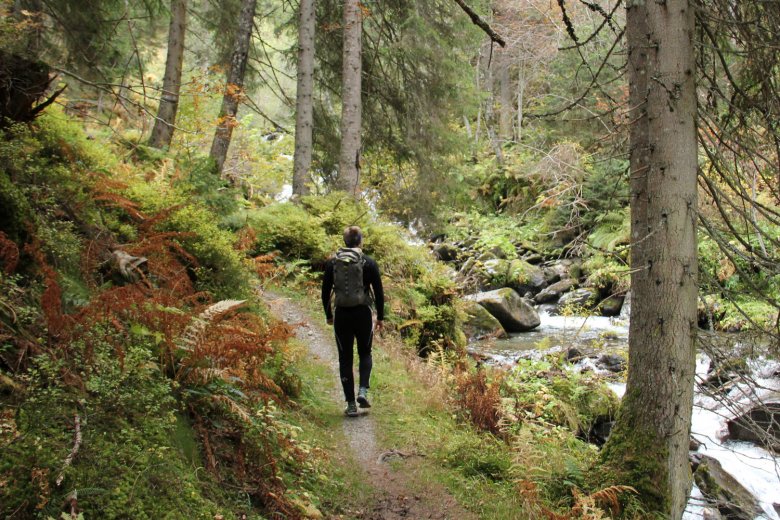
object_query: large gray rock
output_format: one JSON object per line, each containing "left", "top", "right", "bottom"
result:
{"left": 465, "top": 288, "right": 540, "bottom": 332}
{"left": 557, "top": 288, "right": 597, "bottom": 311}
{"left": 506, "top": 259, "right": 547, "bottom": 295}
{"left": 727, "top": 401, "right": 780, "bottom": 452}
{"left": 596, "top": 354, "right": 626, "bottom": 373}
{"left": 598, "top": 294, "right": 625, "bottom": 317}
{"left": 473, "top": 258, "right": 511, "bottom": 291}
{"left": 534, "top": 279, "right": 576, "bottom": 304}
{"left": 619, "top": 291, "right": 631, "bottom": 321}
{"left": 461, "top": 300, "right": 507, "bottom": 341}
{"left": 694, "top": 455, "right": 761, "bottom": 520}
{"left": 483, "top": 258, "right": 510, "bottom": 278}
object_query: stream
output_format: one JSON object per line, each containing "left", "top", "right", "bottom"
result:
{"left": 470, "top": 306, "right": 780, "bottom": 519}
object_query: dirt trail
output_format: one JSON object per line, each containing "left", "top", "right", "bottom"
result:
{"left": 263, "top": 291, "right": 474, "bottom": 520}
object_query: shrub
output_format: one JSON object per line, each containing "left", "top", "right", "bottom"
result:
{"left": 500, "top": 358, "right": 619, "bottom": 435}
{"left": 0, "top": 328, "right": 236, "bottom": 519}
{"left": 443, "top": 434, "right": 512, "bottom": 481}
{"left": 238, "top": 204, "right": 334, "bottom": 262}
{"left": 455, "top": 368, "right": 503, "bottom": 434}
{"left": 166, "top": 205, "right": 253, "bottom": 299}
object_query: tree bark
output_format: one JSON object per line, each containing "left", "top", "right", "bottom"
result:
{"left": 209, "top": 0, "right": 257, "bottom": 176}
{"left": 516, "top": 59, "right": 525, "bottom": 143}
{"left": 600, "top": 1, "right": 698, "bottom": 518}
{"left": 336, "top": 0, "right": 363, "bottom": 196}
{"left": 148, "top": 0, "right": 187, "bottom": 149}
{"left": 292, "top": 0, "right": 315, "bottom": 197}
{"left": 498, "top": 50, "right": 513, "bottom": 142}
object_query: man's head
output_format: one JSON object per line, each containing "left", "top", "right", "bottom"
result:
{"left": 343, "top": 226, "right": 363, "bottom": 248}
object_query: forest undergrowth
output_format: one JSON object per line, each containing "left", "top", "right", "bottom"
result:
{"left": 1, "top": 110, "right": 646, "bottom": 519}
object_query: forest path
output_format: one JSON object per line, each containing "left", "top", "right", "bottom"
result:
{"left": 262, "top": 290, "right": 474, "bottom": 520}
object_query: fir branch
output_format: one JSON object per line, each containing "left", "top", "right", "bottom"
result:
{"left": 451, "top": 0, "right": 506, "bottom": 47}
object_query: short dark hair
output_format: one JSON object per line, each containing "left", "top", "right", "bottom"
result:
{"left": 343, "top": 226, "right": 363, "bottom": 248}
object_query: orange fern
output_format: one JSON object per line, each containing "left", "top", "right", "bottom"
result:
{"left": 0, "top": 231, "right": 19, "bottom": 274}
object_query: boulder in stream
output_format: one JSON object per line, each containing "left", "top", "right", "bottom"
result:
{"left": 557, "top": 288, "right": 597, "bottom": 311}
{"left": 726, "top": 401, "right": 780, "bottom": 452}
{"left": 597, "top": 294, "right": 625, "bottom": 317}
{"left": 694, "top": 454, "right": 762, "bottom": 520}
{"left": 465, "top": 288, "right": 540, "bottom": 332}
{"left": 534, "top": 278, "right": 576, "bottom": 304}
{"left": 461, "top": 300, "right": 507, "bottom": 341}
{"left": 506, "top": 259, "right": 547, "bottom": 296}
{"left": 702, "top": 357, "right": 748, "bottom": 392}
{"left": 596, "top": 354, "right": 626, "bottom": 373}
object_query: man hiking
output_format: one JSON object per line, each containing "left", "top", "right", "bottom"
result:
{"left": 321, "top": 226, "right": 385, "bottom": 417}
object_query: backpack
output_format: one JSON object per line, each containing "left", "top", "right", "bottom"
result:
{"left": 333, "top": 248, "right": 369, "bottom": 307}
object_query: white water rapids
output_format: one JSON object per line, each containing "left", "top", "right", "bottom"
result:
{"left": 472, "top": 307, "right": 780, "bottom": 519}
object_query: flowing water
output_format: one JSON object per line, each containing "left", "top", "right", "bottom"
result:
{"left": 471, "top": 307, "right": 780, "bottom": 519}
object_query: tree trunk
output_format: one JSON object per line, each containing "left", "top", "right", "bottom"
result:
{"left": 600, "top": 1, "right": 698, "bottom": 518}
{"left": 483, "top": 43, "right": 503, "bottom": 166}
{"left": 292, "top": 0, "right": 315, "bottom": 197}
{"left": 336, "top": 0, "right": 363, "bottom": 196}
{"left": 209, "top": 0, "right": 257, "bottom": 176}
{"left": 148, "top": 0, "right": 187, "bottom": 149}
{"left": 498, "top": 51, "right": 513, "bottom": 142}
{"left": 516, "top": 60, "right": 525, "bottom": 143}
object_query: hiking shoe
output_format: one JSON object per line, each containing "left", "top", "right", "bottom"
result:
{"left": 344, "top": 401, "right": 358, "bottom": 417}
{"left": 357, "top": 387, "right": 371, "bottom": 408}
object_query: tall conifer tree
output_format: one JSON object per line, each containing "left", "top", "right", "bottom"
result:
{"left": 600, "top": 1, "right": 698, "bottom": 516}
{"left": 292, "top": 0, "right": 316, "bottom": 197}
{"left": 149, "top": 0, "right": 187, "bottom": 149}
{"left": 210, "top": 0, "right": 257, "bottom": 175}
{"left": 336, "top": 0, "right": 362, "bottom": 195}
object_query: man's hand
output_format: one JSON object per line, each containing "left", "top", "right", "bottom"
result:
{"left": 374, "top": 320, "right": 384, "bottom": 335}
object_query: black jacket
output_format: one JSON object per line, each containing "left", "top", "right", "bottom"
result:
{"left": 321, "top": 253, "right": 384, "bottom": 321}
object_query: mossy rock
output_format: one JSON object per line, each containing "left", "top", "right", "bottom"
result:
{"left": 694, "top": 455, "right": 761, "bottom": 520}
{"left": 534, "top": 279, "right": 576, "bottom": 304}
{"left": 466, "top": 288, "right": 540, "bottom": 332}
{"left": 597, "top": 294, "right": 625, "bottom": 317}
{"left": 461, "top": 300, "right": 507, "bottom": 340}
{"left": 506, "top": 259, "right": 546, "bottom": 296}
{"left": 557, "top": 288, "right": 597, "bottom": 312}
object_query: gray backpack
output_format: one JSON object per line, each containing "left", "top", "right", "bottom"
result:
{"left": 333, "top": 248, "right": 369, "bottom": 307}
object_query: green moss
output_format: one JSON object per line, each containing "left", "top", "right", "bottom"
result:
{"left": 598, "top": 393, "right": 671, "bottom": 513}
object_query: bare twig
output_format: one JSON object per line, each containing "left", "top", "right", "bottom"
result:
{"left": 56, "top": 414, "right": 81, "bottom": 487}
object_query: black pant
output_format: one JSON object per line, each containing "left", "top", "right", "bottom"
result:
{"left": 334, "top": 305, "right": 373, "bottom": 402}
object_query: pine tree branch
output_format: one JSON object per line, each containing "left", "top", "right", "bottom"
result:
{"left": 451, "top": 0, "right": 505, "bottom": 47}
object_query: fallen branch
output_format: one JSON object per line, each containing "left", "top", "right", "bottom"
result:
{"left": 452, "top": 0, "right": 506, "bottom": 47}
{"left": 56, "top": 414, "right": 82, "bottom": 486}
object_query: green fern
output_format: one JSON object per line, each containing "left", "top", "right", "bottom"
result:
{"left": 588, "top": 209, "right": 630, "bottom": 251}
